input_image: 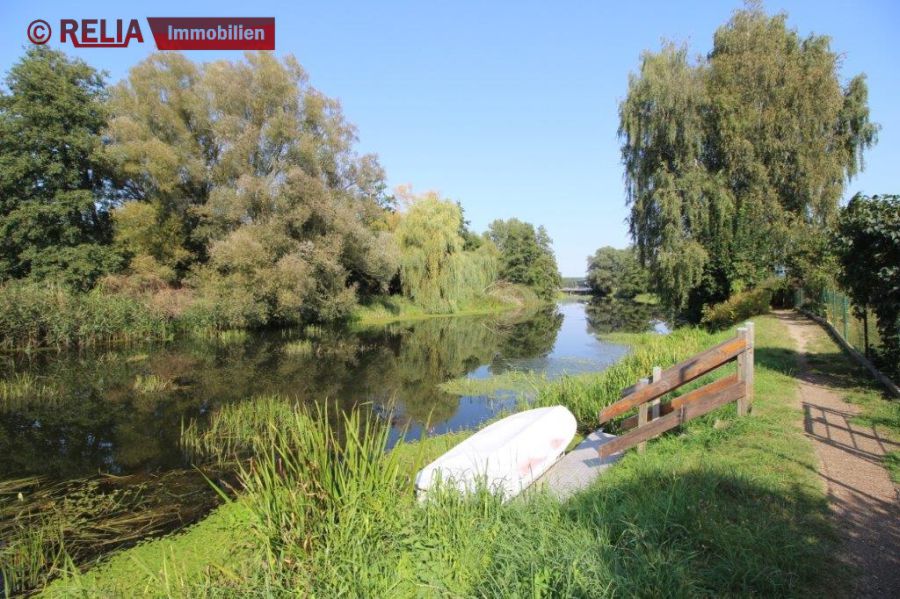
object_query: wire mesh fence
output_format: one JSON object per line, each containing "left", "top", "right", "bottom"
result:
{"left": 794, "top": 287, "right": 883, "bottom": 359}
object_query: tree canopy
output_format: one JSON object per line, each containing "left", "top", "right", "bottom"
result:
{"left": 395, "top": 190, "right": 497, "bottom": 313}
{"left": 105, "top": 52, "right": 398, "bottom": 325}
{"left": 486, "top": 218, "right": 561, "bottom": 301}
{"left": 0, "top": 46, "right": 120, "bottom": 289}
{"left": 586, "top": 246, "right": 648, "bottom": 299}
{"left": 619, "top": 5, "right": 877, "bottom": 318}
{"left": 833, "top": 193, "right": 900, "bottom": 373}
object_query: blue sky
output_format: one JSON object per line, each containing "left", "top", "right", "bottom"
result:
{"left": 1, "top": 1, "right": 898, "bottom": 276}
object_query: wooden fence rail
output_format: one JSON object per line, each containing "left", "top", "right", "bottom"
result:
{"left": 598, "top": 322, "right": 755, "bottom": 458}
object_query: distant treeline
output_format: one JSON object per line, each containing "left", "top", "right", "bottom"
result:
{"left": 0, "top": 48, "right": 561, "bottom": 346}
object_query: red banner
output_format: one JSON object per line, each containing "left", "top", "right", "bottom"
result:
{"left": 147, "top": 17, "right": 274, "bottom": 50}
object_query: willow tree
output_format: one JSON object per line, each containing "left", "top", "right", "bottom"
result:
{"left": 619, "top": 5, "right": 877, "bottom": 318}
{"left": 105, "top": 52, "right": 397, "bottom": 324}
{"left": 395, "top": 191, "right": 497, "bottom": 313}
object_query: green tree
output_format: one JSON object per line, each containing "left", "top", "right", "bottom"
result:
{"left": 586, "top": 246, "right": 647, "bottom": 298}
{"left": 486, "top": 219, "right": 561, "bottom": 301}
{"left": 619, "top": 5, "right": 877, "bottom": 319}
{"left": 832, "top": 193, "right": 900, "bottom": 374}
{"left": 395, "top": 191, "right": 497, "bottom": 313}
{"left": 0, "top": 47, "right": 120, "bottom": 289}
{"left": 106, "top": 52, "right": 397, "bottom": 324}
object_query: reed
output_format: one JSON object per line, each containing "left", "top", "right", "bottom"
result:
{"left": 0, "top": 282, "right": 172, "bottom": 350}
{"left": 180, "top": 396, "right": 305, "bottom": 464}
{"left": 438, "top": 370, "right": 547, "bottom": 397}
{"left": 0, "top": 373, "right": 60, "bottom": 411}
{"left": 216, "top": 329, "right": 249, "bottom": 345}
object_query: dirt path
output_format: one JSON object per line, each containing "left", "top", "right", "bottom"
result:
{"left": 776, "top": 311, "right": 899, "bottom": 597}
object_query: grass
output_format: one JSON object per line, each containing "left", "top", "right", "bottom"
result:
{"left": 43, "top": 501, "right": 257, "bottom": 597}
{"left": 535, "top": 326, "right": 735, "bottom": 428}
{"left": 43, "top": 313, "right": 853, "bottom": 597}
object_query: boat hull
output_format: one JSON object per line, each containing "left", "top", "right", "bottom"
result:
{"left": 415, "top": 406, "right": 577, "bottom": 499}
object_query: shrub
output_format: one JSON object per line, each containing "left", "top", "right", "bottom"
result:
{"left": 700, "top": 286, "right": 773, "bottom": 330}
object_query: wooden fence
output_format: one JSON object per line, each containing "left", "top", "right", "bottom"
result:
{"left": 598, "top": 322, "right": 755, "bottom": 458}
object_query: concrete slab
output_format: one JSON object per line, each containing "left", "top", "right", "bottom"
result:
{"left": 535, "top": 430, "right": 622, "bottom": 499}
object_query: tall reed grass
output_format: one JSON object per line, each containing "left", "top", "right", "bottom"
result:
{"left": 0, "top": 282, "right": 172, "bottom": 350}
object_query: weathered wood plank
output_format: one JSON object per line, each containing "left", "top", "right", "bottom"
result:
{"left": 598, "top": 381, "right": 745, "bottom": 457}
{"left": 618, "top": 373, "right": 740, "bottom": 431}
{"left": 599, "top": 336, "right": 747, "bottom": 424}
{"left": 736, "top": 327, "right": 748, "bottom": 416}
{"left": 745, "top": 321, "right": 755, "bottom": 414}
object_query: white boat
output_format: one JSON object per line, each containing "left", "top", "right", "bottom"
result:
{"left": 414, "top": 406, "right": 577, "bottom": 500}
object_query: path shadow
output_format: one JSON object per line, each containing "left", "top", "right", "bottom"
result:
{"left": 803, "top": 403, "right": 900, "bottom": 469}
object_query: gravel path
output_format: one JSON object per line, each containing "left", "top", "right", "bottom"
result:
{"left": 777, "top": 311, "right": 899, "bottom": 598}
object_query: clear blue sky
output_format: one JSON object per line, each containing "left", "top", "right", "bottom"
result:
{"left": 2, "top": 1, "right": 898, "bottom": 276}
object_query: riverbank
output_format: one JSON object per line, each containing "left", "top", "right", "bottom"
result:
{"left": 0, "top": 279, "right": 541, "bottom": 352}
{"left": 38, "top": 313, "right": 894, "bottom": 595}
{"left": 351, "top": 283, "right": 543, "bottom": 327}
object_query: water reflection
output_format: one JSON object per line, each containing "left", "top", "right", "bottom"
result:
{"left": 1, "top": 300, "right": 662, "bottom": 483}
{"left": 585, "top": 297, "right": 670, "bottom": 334}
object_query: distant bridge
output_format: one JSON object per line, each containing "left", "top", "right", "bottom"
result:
{"left": 560, "top": 287, "right": 592, "bottom": 295}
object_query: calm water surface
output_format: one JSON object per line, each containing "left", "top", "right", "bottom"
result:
{"left": 1, "top": 299, "right": 664, "bottom": 482}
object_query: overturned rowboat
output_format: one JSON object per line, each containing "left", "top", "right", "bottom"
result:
{"left": 414, "top": 406, "right": 577, "bottom": 500}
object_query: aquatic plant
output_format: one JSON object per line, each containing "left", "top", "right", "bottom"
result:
{"left": 0, "top": 474, "right": 197, "bottom": 595}
{"left": 180, "top": 396, "right": 305, "bottom": 464}
{"left": 216, "top": 329, "right": 249, "bottom": 345}
{"left": 0, "top": 373, "right": 60, "bottom": 411}
{"left": 438, "top": 370, "right": 547, "bottom": 398}
{"left": 132, "top": 374, "right": 176, "bottom": 394}
{"left": 283, "top": 339, "right": 313, "bottom": 357}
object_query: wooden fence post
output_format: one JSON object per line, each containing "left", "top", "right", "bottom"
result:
{"left": 651, "top": 366, "right": 662, "bottom": 420}
{"left": 744, "top": 321, "right": 754, "bottom": 414}
{"left": 736, "top": 326, "right": 748, "bottom": 416}
{"left": 636, "top": 378, "right": 649, "bottom": 453}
